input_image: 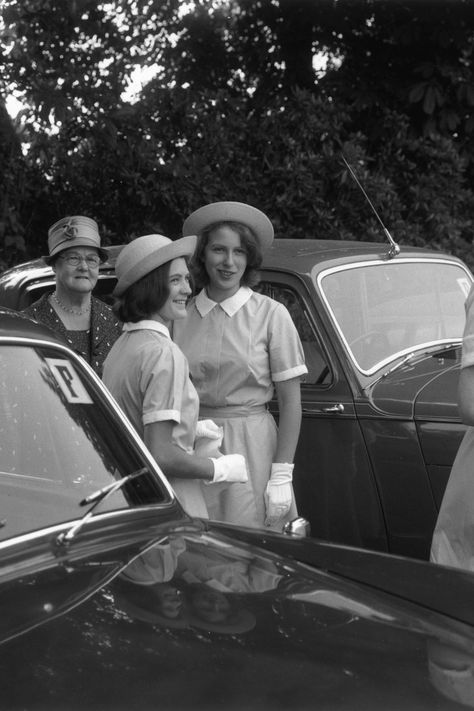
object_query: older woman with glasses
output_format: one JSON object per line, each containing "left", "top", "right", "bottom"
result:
{"left": 23, "top": 215, "right": 122, "bottom": 376}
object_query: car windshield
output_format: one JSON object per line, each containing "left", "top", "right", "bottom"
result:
{"left": 0, "top": 344, "right": 165, "bottom": 540}
{"left": 318, "top": 259, "right": 473, "bottom": 374}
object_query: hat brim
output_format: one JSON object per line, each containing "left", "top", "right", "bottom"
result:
{"left": 187, "top": 608, "right": 256, "bottom": 634}
{"left": 113, "top": 234, "right": 197, "bottom": 297}
{"left": 183, "top": 202, "right": 274, "bottom": 251}
{"left": 116, "top": 593, "right": 189, "bottom": 630}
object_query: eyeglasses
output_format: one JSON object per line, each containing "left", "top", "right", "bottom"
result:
{"left": 59, "top": 253, "right": 101, "bottom": 267}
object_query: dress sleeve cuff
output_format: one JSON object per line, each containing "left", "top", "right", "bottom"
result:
{"left": 143, "top": 409, "right": 181, "bottom": 425}
{"left": 272, "top": 364, "right": 308, "bottom": 382}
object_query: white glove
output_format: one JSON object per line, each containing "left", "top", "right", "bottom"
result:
{"left": 206, "top": 454, "right": 248, "bottom": 484}
{"left": 195, "top": 420, "right": 224, "bottom": 458}
{"left": 264, "top": 463, "right": 294, "bottom": 527}
{"left": 195, "top": 419, "right": 222, "bottom": 441}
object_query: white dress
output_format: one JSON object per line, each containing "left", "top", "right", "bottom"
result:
{"left": 431, "top": 285, "right": 474, "bottom": 569}
{"left": 103, "top": 320, "right": 208, "bottom": 518}
{"left": 174, "top": 287, "right": 307, "bottom": 529}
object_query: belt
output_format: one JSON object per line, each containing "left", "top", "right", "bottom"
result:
{"left": 199, "top": 404, "right": 268, "bottom": 419}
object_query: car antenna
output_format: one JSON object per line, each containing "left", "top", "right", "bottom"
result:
{"left": 341, "top": 154, "right": 400, "bottom": 259}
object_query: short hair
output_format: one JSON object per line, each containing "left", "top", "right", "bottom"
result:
{"left": 113, "top": 261, "right": 171, "bottom": 322}
{"left": 189, "top": 221, "right": 262, "bottom": 290}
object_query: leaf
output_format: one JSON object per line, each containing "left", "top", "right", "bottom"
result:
{"left": 423, "top": 86, "right": 436, "bottom": 115}
{"left": 408, "top": 82, "right": 427, "bottom": 104}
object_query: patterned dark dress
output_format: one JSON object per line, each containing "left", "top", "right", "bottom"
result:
{"left": 23, "top": 293, "right": 122, "bottom": 377}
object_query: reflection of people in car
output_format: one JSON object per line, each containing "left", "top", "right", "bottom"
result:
{"left": 116, "top": 538, "right": 189, "bottom": 630}
{"left": 174, "top": 201, "right": 307, "bottom": 531}
{"left": 121, "top": 535, "right": 283, "bottom": 595}
{"left": 120, "top": 538, "right": 186, "bottom": 586}
{"left": 431, "top": 284, "right": 474, "bottom": 570}
{"left": 23, "top": 215, "right": 122, "bottom": 377}
{"left": 116, "top": 581, "right": 189, "bottom": 630}
{"left": 154, "top": 583, "right": 184, "bottom": 621}
{"left": 103, "top": 234, "right": 248, "bottom": 517}
{"left": 175, "top": 539, "right": 283, "bottom": 594}
{"left": 428, "top": 638, "right": 474, "bottom": 707}
{"left": 116, "top": 536, "right": 258, "bottom": 634}
{"left": 186, "top": 584, "right": 256, "bottom": 634}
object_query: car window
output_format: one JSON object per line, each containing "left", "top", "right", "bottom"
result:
{"left": 259, "top": 282, "right": 331, "bottom": 386}
{"left": 318, "top": 260, "right": 472, "bottom": 374}
{"left": 0, "top": 345, "right": 165, "bottom": 540}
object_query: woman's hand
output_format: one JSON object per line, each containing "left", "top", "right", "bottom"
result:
{"left": 208, "top": 454, "right": 248, "bottom": 484}
{"left": 264, "top": 463, "right": 294, "bottom": 526}
{"left": 195, "top": 419, "right": 222, "bottom": 441}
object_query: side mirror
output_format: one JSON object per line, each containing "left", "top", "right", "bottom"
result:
{"left": 283, "top": 517, "right": 311, "bottom": 538}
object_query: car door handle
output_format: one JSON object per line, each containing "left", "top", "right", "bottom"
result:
{"left": 302, "top": 403, "right": 345, "bottom": 415}
{"left": 322, "top": 404, "right": 345, "bottom": 413}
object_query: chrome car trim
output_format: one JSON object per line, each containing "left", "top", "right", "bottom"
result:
{"left": 368, "top": 342, "right": 461, "bottom": 389}
{"left": 56, "top": 468, "right": 150, "bottom": 546}
{"left": 0, "top": 506, "right": 174, "bottom": 553}
{"left": 283, "top": 517, "right": 311, "bottom": 537}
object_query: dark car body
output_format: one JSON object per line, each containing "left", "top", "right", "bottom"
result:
{"left": 0, "top": 239, "right": 471, "bottom": 560}
{"left": 6, "top": 522, "right": 474, "bottom": 711}
{"left": 2, "top": 310, "right": 474, "bottom": 710}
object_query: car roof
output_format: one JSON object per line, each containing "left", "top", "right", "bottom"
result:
{"left": 264, "top": 238, "right": 469, "bottom": 276}
{"left": 0, "top": 240, "right": 470, "bottom": 305}
{"left": 1, "top": 239, "right": 467, "bottom": 279}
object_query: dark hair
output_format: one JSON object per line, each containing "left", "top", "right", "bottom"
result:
{"left": 113, "top": 261, "right": 171, "bottom": 322}
{"left": 189, "top": 221, "right": 262, "bottom": 290}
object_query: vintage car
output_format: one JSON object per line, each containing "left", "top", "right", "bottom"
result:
{"left": 0, "top": 238, "right": 471, "bottom": 560}
{"left": 2, "top": 308, "right": 474, "bottom": 711}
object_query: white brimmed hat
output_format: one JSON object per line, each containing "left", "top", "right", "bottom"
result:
{"left": 45, "top": 215, "right": 108, "bottom": 264}
{"left": 182, "top": 201, "right": 274, "bottom": 251}
{"left": 113, "top": 233, "right": 197, "bottom": 297}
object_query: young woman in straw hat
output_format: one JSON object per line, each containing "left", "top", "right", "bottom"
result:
{"left": 103, "top": 233, "right": 248, "bottom": 518}
{"left": 174, "top": 202, "right": 307, "bottom": 531}
{"left": 23, "top": 215, "right": 122, "bottom": 377}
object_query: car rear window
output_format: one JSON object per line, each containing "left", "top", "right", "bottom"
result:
{"left": 0, "top": 344, "right": 165, "bottom": 539}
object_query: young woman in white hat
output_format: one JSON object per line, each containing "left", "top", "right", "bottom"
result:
{"left": 23, "top": 215, "right": 122, "bottom": 377}
{"left": 174, "top": 202, "right": 307, "bottom": 530}
{"left": 103, "top": 233, "right": 248, "bottom": 518}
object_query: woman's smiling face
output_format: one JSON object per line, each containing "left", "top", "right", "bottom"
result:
{"left": 203, "top": 226, "right": 248, "bottom": 301}
{"left": 53, "top": 246, "right": 100, "bottom": 295}
{"left": 157, "top": 258, "right": 192, "bottom": 323}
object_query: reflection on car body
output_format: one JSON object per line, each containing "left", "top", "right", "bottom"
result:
{"left": 0, "top": 239, "right": 472, "bottom": 559}
{"left": 1, "top": 309, "right": 474, "bottom": 709}
{"left": 5, "top": 525, "right": 474, "bottom": 709}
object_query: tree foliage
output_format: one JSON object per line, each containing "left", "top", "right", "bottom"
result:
{"left": 1, "top": 0, "right": 474, "bottom": 268}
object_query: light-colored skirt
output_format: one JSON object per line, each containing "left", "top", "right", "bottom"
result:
{"left": 199, "top": 405, "right": 297, "bottom": 531}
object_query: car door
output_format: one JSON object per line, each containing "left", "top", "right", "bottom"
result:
{"left": 259, "top": 271, "right": 387, "bottom": 552}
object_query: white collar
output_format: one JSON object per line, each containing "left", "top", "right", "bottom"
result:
{"left": 123, "top": 319, "right": 170, "bottom": 339}
{"left": 195, "top": 286, "right": 253, "bottom": 317}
